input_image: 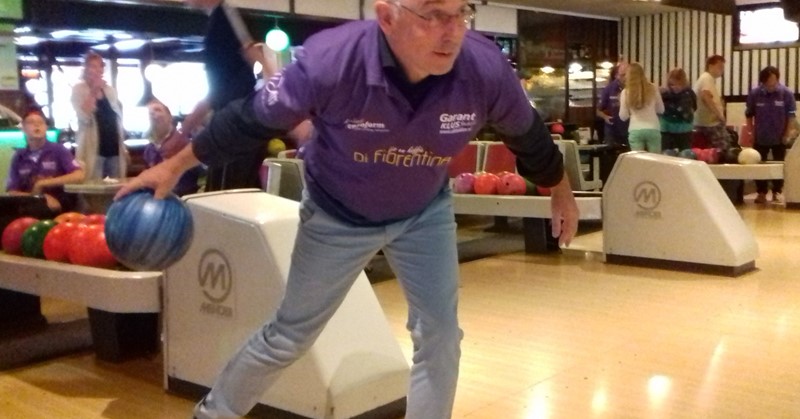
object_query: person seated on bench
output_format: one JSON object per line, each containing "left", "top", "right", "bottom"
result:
{"left": 5, "top": 109, "right": 85, "bottom": 213}
{"left": 145, "top": 100, "right": 204, "bottom": 197}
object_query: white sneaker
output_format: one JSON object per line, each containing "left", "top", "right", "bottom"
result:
{"left": 754, "top": 193, "right": 767, "bottom": 204}
{"left": 772, "top": 192, "right": 785, "bottom": 205}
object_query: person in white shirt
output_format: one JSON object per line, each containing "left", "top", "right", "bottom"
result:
{"left": 693, "top": 55, "right": 733, "bottom": 151}
{"left": 619, "top": 62, "right": 664, "bottom": 152}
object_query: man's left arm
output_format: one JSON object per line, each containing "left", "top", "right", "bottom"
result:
{"left": 499, "top": 108, "right": 579, "bottom": 246}
{"left": 485, "top": 58, "right": 579, "bottom": 245}
{"left": 31, "top": 169, "right": 85, "bottom": 195}
{"left": 31, "top": 153, "right": 85, "bottom": 194}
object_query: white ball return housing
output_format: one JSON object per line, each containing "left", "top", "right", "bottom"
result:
{"left": 163, "top": 190, "right": 409, "bottom": 419}
{"left": 603, "top": 152, "right": 759, "bottom": 276}
{"left": 784, "top": 140, "right": 800, "bottom": 209}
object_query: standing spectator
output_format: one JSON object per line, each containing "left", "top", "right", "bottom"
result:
{"left": 71, "top": 51, "right": 128, "bottom": 180}
{"left": 6, "top": 110, "right": 85, "bottom": 212}
{"left": 745, "top": 66, "right": 797, "bottom": 204}
{"left": 597, "top": 62, "right": 630, "bottom": 148}
{"left": 660, "top": 67, "right": 697, "bottom": 151}
{"left": 117, "top": 1, "right": 580, "bottom": 417}
{"left": 619, "top": 62, "right": 664, "bottom": 152}
{"left": 180, "top": 0, "right": 269, "bottom": 191}
{"left": 693, "top": 55, "right": 733, "bottom": 152}
{"left": 144, "top": 100, "right": 203, "bottom": 197}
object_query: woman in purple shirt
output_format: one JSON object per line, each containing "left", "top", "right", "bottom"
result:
{"left": 7, "top": 110, "right": 85, "bottom": 212}
{"left": 745, "top": 66, "right": 797, "bottom": 205}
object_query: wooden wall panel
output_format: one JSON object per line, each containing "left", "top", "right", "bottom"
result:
{"left": 621, "top": 10, "right": 800, "bottom": 98}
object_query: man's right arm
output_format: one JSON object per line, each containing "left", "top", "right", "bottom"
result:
{"left": 191, "top": 93, "right": 287, "bottom": 168}
{"left": 117, "top": 142, "right": 201, "bottom": 199}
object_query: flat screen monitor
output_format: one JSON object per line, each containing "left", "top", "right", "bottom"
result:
{"left": 737, "top": 5, "right": 800, "bottom": 47}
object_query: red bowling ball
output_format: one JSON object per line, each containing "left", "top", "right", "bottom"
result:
{"left": 2, "top": 217, "right": 38, "bottom": 255}
{"left": 69, "top": 223, "right": 117, "bottom": 268}
{"left": 43, "top": 222, "right": 80, "bottom": 263}
{"left": 473, "top": 172, "right": 500, "bottom": 195}
{"left": 497, "top": 173, "right": 527, "bottom": 195}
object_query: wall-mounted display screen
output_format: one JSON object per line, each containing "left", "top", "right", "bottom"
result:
{"left": 737, "top": 5, "right": 800, "bottom": 46}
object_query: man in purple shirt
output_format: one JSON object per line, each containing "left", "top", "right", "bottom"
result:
{"left": 119, "top": 1, "right": 579, "bottom": 417}
{"left": 745, "top": 66, "right": 797, "bottom": 205}
{"left": 7, "top": 110, "right": 84, "bottom": 212}
{"left": 597, "top": 62, "right": 630, "bottom": 147}
{"left": 143, "top": 100, "right": 202, "bottom": 197}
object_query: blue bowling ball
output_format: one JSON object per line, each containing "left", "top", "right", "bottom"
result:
{"left": 105, "top": 189, "right": 194, "bottom": 271}
{"left": 662, "top": 148, "right": 679, "bottom": 157}
{"left": 678, "top": 149, "right": 697, "bottom": 160}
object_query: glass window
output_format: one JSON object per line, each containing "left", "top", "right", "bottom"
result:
{"left": 151, "top": 62, "right": 208, "bottom": 118}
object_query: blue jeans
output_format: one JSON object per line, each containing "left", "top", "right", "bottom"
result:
{"left": 195, "top": 187, "right": 462, "bottom": 419}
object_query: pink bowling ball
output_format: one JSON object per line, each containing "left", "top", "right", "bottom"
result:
{"left": 453, "top": 172, "right": 476, "bottom": 194}
{"left": 706, "top": 148, "right": 720, "bottom": 164}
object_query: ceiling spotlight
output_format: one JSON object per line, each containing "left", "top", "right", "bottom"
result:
{"left": 265, "top": 28, "right": 290, "bottom": 52}
{"left": 14, "top": 36, "right": 40, "bottom": 46}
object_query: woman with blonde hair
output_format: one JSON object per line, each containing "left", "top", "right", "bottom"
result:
{"left": 619, "top": 62, "right": 664, "bottom": 152}
{"left": 660, "top": 67, "right": 697, "bottom": 151}
{"left": 71, "top": 51, "right": 128, "bottom": 180}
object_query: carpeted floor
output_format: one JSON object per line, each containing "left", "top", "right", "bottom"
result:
{"left": 0, "top": 318, "right": 93, "bottom": 370}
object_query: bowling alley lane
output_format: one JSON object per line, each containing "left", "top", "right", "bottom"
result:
{"left": 4, "top": 196, "right": 800, "bottom": 418}
{"left": 372, "top": 199, "right": 800, "bottom": 419}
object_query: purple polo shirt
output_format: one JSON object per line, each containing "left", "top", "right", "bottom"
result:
{"left": 194, "top": 20, "right": 562, "bottom": 225}
{"left": 599, "top": 79, "right": 629, "bottom": 139}
{"left": 143, "top": 130, "right": 201, "bottom": 197}
{"left": 745, "top": 84, "right": 796, "bottom": 146}
{"left": 7, "top": 141, "right": 81, "bottom": 210}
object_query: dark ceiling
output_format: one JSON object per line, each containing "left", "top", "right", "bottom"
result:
{"left": 15, "top": 0, "right": 345, "bottom": 63}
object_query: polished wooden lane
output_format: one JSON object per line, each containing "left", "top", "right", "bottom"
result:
{"left": 3, "top": 197, "right": 800, "bottom": 418}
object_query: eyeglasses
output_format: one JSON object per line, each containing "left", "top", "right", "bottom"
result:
{"left": 394, "top": 2, "right": 476, "bottom": 29}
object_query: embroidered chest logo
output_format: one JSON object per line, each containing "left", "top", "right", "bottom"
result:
{"left": 344, "top": 118, "right": 390, "bottom": 133}
{"left": 439, "top": 112, "right": 477, "bottom": 134}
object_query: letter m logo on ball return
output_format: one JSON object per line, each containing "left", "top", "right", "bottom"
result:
{"left": 634, "top": 181, "right": 661, "bottom": 210}
{"left": 633, "top": 181, "right": 663, "bottom": 220}
{"left": 198, "top": 249, "right": 234, "bottom": 318}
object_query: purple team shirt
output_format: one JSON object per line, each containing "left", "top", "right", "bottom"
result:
{"left": 599, "top": 79, "right": 630, "bottom": 140}
{"left": 745, "top": 84, "right": 796, "bottom": 146}
{"left": 194, "top": 20, "right": 560, "bottom": 225}
{"left": 143, "top": 130, "right": 200, "bottom": 197}
{"left": 7, "top": 141, "right": 81, "bottom": 208}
